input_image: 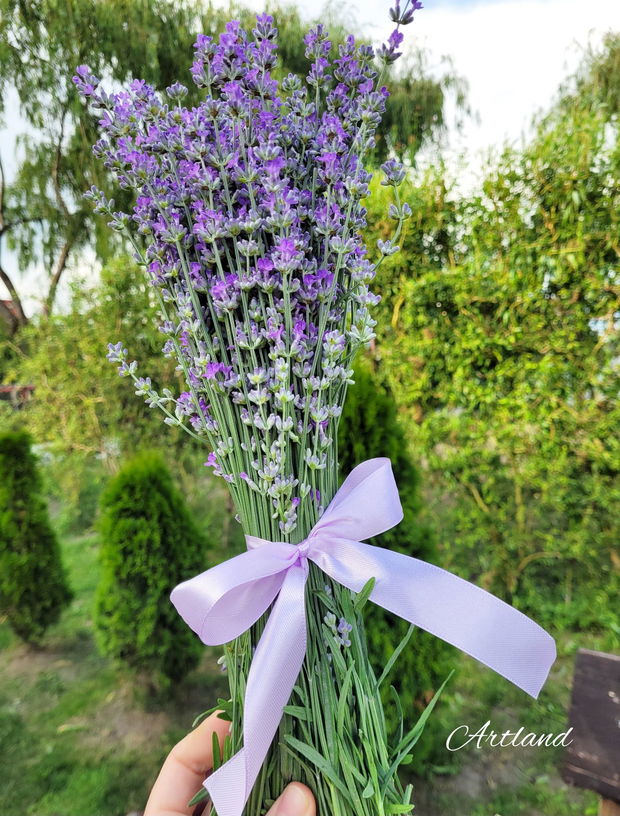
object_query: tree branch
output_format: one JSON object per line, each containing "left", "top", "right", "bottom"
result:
{"left": 466, "top": 481, "right": 491, "bottom": 514}
{"left": 43, "top": 236, "right": 74, "bottom": 317}
{"left": 0, "top": 153, "right": 27, "bottom": 332}
{"left": 0, "top": 261, "right": 28, "bottom": 329}
{"left": 40, "top": 107, "right": 78, "bottom": 316}
{"left": 0, "top": 154, "right": 5, "bottom": 230}
{"left": 0, "top": 216, "right": 44, "bottom": 236}
{"left": 51, "top": 108, "right": 70, "bottom": 220}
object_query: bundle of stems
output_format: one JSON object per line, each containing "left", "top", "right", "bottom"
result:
{"left": 73, "top": 2, "right": 438, "bottom": 813}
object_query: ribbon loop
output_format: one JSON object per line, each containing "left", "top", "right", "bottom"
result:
{"left": 313, "top": 456, "right": 404, "bottom": 542}
{"left": 171, "top": 541, "right": 293, "bottom": 644}
{"left": 170, "top": 458, "right": 556, "bottom": 816}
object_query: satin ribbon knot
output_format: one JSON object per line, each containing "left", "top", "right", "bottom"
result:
{"left": 171, "top": 458, "right": 556, "bottom": 816}
{"left": 295, "top": 538, "right": 311, "bottom": 563}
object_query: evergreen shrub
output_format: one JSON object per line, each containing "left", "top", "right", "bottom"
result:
{"left": 95, "top": 450, "right": 209, "bottom": 686}
{"left": 0, "top": 430, "right": 72, "bottom": 643}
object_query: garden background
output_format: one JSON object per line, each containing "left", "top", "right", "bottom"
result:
{"left": 0, "top": 1, "right": 618, "bottom": 815}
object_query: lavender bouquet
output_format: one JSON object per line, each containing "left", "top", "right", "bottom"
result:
{"left": 74, "top": 4, "right": 555, "bottom": 815}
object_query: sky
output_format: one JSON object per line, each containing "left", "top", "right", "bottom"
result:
{"left": 2, "top": 0, "right": 620, "bottom": 311}
{"left": 316, "top": 0, "right": 620, "bottom": 173}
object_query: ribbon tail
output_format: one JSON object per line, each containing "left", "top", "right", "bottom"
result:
{"left": 205, "top": 564, "right": 308, "bottom": 816}
{"left": 314, "top": 539, "right": 556, "bottom": 698}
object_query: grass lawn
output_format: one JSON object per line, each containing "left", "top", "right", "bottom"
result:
{"left": 0, "top": 528, "right": 614, "bottom": 816}
{"left": 0, "top": 531, "right": 228, "bottom": 816}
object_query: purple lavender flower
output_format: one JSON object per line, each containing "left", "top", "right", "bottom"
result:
{"left": 75, "top": 7, "right": 415, "bottom": 539}
{"left": 379, "top": 0, "right": 420, "bottom": 63}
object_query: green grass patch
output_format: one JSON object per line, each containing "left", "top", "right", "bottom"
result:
{"left": 0, "top": 530, "right": 227, "bottom": 816}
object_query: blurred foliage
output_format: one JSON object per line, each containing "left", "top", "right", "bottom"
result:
{"left": 0, "top": 429, "right": 72, "bottom": 642}
{"left": 365, "top": 34, "right": 620, "bottom": 630}
{"left": 338, "top": 356, "right": 453, "bottom": 771}
{"left": 95, "top": 450, "right": 211, "bottom": 688}
{"left": 1, "top": 256, "right": 190, "bottom": 495}
{"left": 0, "top": 0, "right": 206, "bottom": 324}
{"left": 553, "top": 31, "right": 620, "bottom": 119}
{"left": 377, "top": 49, "right": 471, "bottom": 166}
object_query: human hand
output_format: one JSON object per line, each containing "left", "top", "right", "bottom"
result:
{"left": 144, "top": 711, "right": 316, "bottom": 816}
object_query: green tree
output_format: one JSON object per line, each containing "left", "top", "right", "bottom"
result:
{"left": 376, "top": 50, "right": 471, "bottom": 166}
{"left": 0, "top": 429, "right": 72, "bottom": 642}
{"left": 2, "top": 257, "right": 236, "bottom": 537}
{"left": 366, "top": 35, "right": 620, "bottom": 630}
{"left": 0, "top": 0, "right": 207, "bottom": 327}
{"left": 95, "top": 450, "right": 210, "bottom": 686}
{"left": 338, "top": 356, "right": 452, "bottom": 768}
{"left": 1, "top": 255, "right": 187, "bottom": 520}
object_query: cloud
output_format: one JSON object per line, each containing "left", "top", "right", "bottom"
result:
{"left": 412, "top": 0, "right": 620, "bottom": 154}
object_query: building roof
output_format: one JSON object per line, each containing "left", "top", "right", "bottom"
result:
{"left": 0, "top": 385, "right": 35, "bottom": 394}
{"left": 0, "top": 299, "right": 19, "bottom": 319}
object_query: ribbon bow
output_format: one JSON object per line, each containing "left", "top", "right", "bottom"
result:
{"left": 171, "top": 458, "right": 556, "bottom": 816}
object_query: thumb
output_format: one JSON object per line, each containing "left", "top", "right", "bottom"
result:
{"left": 265, "top": 782, "right": 316, "bottom": 816}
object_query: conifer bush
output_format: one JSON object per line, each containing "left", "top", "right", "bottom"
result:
{"left": 338, "top": 358, "right": 452, "bottom": 768}
{"left": 95, "top": 450, "right": 209, "bottom": 686}
{"left": 0, "top": 430, "right": 73, "bottom": 643}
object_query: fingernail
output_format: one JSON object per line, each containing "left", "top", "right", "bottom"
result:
{"left": 274, "top": 783, "right": 312, "bottom": 816}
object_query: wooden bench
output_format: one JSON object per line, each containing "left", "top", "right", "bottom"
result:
{"left": 562, "top": 649, "right": 620, "bottom": 816}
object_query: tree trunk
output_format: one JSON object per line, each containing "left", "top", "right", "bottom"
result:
{"left": 43, "top": 238, "right": 73, "bottom": 318}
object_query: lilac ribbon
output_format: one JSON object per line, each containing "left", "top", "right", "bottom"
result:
{"left": 171, "top": 458, "right": 556, "bottom": 816}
